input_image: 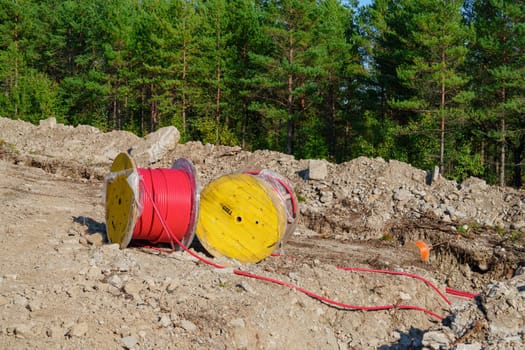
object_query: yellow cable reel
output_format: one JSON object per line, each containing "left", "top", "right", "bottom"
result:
{"left": 196, "top": 173, "right": 288, "bottom": 263}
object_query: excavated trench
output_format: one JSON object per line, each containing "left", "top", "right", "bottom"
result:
{"left": 299, "top": 210, "right": 525, "bottom": 293}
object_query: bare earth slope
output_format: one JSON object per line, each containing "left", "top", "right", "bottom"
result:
{"left": 1, "top": 117, "right": 524, "bottom": 349}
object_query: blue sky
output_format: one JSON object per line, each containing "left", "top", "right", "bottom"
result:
{"left": 358, "top": 0, "right": 373, "bottom": 6}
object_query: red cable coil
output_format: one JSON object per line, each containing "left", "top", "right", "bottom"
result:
{"left": 133, "top": 168, "right": 192, "bottom": 244}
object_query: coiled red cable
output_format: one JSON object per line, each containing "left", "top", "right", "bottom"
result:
{"left": 133, "top": 168, "right": 192, "bottom": 245}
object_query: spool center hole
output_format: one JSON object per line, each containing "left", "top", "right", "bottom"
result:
{"left": 236, "top": 216, "right": 242, "bottom": 222}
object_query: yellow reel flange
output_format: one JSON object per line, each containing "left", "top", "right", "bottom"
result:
{"left": 104, "top": 152, "right": 140, "bottom": 248}
{"left": 196, "top": 173, "right": 290, "bottom": 263}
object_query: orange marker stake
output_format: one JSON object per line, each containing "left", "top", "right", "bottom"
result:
{"left": 415, "top": 240, "right": 430, "bottom": 261}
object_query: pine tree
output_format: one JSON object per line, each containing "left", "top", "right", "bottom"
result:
{"left": 469, "top": 0, "right": 525, "bottom": 186}
{"left": 226, "top": 0, "right": 265, "bottom": 149}
{"left": 305, "top": 0, "right": 363, "bottom": 161}
{"left": 0, "top": 0, "right": 58, "bottom": 122}
{"left": 251, "top": 0, "right": 323, "bottom": 155}
{"left": 193, "top": 0, "right": 236, "bottom": 145}
{"left": 389, "top": 0, "right": 473, "bottom": 176}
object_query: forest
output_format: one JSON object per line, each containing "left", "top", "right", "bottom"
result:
{"left": 0, "top": 0, "right": 523, "bottom": 187}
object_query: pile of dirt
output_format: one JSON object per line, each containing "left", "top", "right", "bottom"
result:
{"left": 1, "top": 116, "right": 524, "bottom": 349}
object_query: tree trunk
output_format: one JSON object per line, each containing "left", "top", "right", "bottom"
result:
{"left": 439, "top": 50, "right": 446, "bottom": 175}
{"left": 512, "top": 138, "right": 524, "bottom": 188}
{"left": 500, "top": 90, "right": 506, "bottom": 187}
{"left": 215, "top": 62, "right": 221, "bottom": 144}
{"left": 286, "top": 21, "right": 294, "bottom": 155}
{"left": 13, "top": 15, "right": 19, "bottom": 117}
{"left": 181, "top": 18, "right": 188, "bottom": 135}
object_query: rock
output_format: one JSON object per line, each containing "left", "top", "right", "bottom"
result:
{"left": 67, "top": 322, "right": 89, "bottom": 337}
{"left": 132, "top": 126, "right": 180, "bottom": 164}
{"left": 39, "top": 117, "right": 57, "bottom": 129}
{"left": 308, "top": 159, "right": 328, "bottom": 180}
{"left": 399, "top": 292, "right": 411, "bottom": 301}
{"left": 180, "top": 319, "right": 198, "bottom": 332}
{"left": 107, "top": 274, "right": 123, "bottom": 289}
{"left": 422, "top": 330, "right": 451, "bottom": 349}
{"left": 515, "top": 266, "right": 525, "bottom": 276}
{"left": 393, "top": 188, "right": 412, "bottom": 202}
{"left": 431, "top": 165, "right": 440, "bottom": 184}
{"left": 229, "top": 318, "right": 246, "bottom": 328}
{"left": 159, "top": 315, "right": 172, "bottom": 328}
{"left": 14, "top": 324, "right": 32, "bottom": 339}
{"left": 123, "top": 280, "right": 143, "bottom": 297}
{"left": 27, "top": 299, "right": 43, "bottom": 312}
{"left": 236, "top": 281, "right": 256, "bottom": 294}
{"left": 13, "top": 295, "right": 28, "bottom": 307}
{"left": 86, "top": 233, "right": 105, "bottom": 246}
{"left": 122, "top": 335, "right": 138, "bottom": 349}
{"left": 454, "top": 343, "right": 483, "bottom": 350}
{"left": 232, "top": 326, "right": 254, "bottom": 350}
{"left": 86, "top": 266, "right": 102, "bottom": 280}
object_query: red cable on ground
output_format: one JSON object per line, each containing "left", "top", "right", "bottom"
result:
{"left": 337, "top": 267, "right": 452, "bottom": 305}
{"left": 445, "top": 287, "right": 479, "bottom": 299}
{"left": 233, "top": 269, "right": 444, "bottom": 319}
{"left": 140, "top": 184, "right": 445, "bottom": 320}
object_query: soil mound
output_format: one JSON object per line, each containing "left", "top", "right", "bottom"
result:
{"left": 1, "top": 117, "right": 524, "bottom": 349}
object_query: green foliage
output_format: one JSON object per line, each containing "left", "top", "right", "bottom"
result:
{"left": 190, "top": 116, "right": 238, "bottom": 146}
{"left": 446, "top": 144, "right": 485, "bottom": 182}
{"left": 0, "top": 0, "right": 522, "bottom": 188}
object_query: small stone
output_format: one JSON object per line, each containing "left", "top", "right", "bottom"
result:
{"left": 39, "top": 117, "right": 57, "bottom": 128}
{"left": 4, "top": 274, "right": 17, "bottom": 280}
{"left": 229, "top": 318, "right": 245, "bottom": 328}
{"left": 102, "top": 243, "right": 121, "bottom": 252}
{"left": 421, "top": 330, "right": 450, "bottom": 350}
{"left": 13, "top": 295, "right": 28, "bottom": 307}
{"left": 393, "top": 188, "right": 412, "bottom": 202}
{"left": 454, "top": 343, "right": 483, "bottom": 350}
{"left": 87, "top": 266, "right": 102, "bottom": 280}
{"left": 399, "top": 292, "right": 412, "bottom": 301}
{"left": 288, "top": 272, "right": 300, "bottom": 281}
{"left": 122, "top": 335, "right": 138, "bottom": 349}
{"left": 86, "top": 233, "right": 105, "bottom": 246}
{"left": 236, "top": 281, "right": 256, "bottom": 294}
{"left": 308, "top": 159, "right": 328, "bottom": 180}
{"left": 515, "top": 266, "right": 525, "bottom": 276}
{"left": 180, "top": 319, "right": 198, "bottom": 332}
{"left": 477, "top": 261, "right": 489, "bottom": 272}
{"left": 14, "top": 324, "right": 31, "bottom": 339}
{"left": 431, "top": 165, "right": 440, "bottom": 184}
{"left": 159, "top": 315, "right": 171, "bottom": 328}
{"left": 67, "top": 322, "right": 89, "bottom": 337}
{"left": 108, "top": 274, "right": 123, "bottom": 289}
{"left": 123, "top": 280, "right": 143, "bottom": 296}
{"left": 27, "top": 300, "right": 42, "bottom": 312}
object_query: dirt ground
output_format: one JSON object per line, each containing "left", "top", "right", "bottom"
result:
{"left": 0, "top": 117, "right": 524, "bottom": 349}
